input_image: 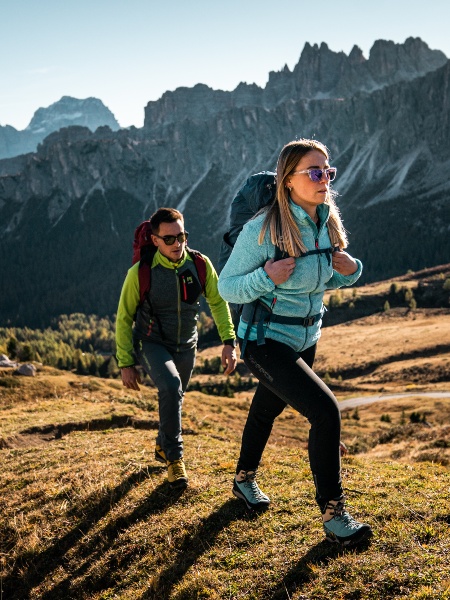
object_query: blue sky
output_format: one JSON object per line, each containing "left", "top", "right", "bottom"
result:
{"left": 1, "top": 0, "right": 449, "bottom": 130}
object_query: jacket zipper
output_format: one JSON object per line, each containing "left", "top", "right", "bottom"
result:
{"left": 315, "top": 236, "right": 322, "bottom": 290}
{"left": 175, "top": 268, "right": 181, "bottom": 350}
{"left": 181, "top": 274, "right": 187, "bottom": 301}
{"left": 302, "top": 221, "right": 321, "bottom": 352}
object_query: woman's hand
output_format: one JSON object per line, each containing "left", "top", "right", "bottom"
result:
{"left": 332, "top": 250, "right": 358, "bottom": 276}
{"left": 264, "top": 257, "right": 296, "bottom": 285}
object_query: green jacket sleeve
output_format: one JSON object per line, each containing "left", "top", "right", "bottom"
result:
{"left": 204, "top": 256, "right": 236, "bottom": 342}
{"left": 115, "top": 263, "right": 140, "bottom": 368}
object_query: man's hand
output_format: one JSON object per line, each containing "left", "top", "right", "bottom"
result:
{"left": 222, "top": 344, "right": 237, "bottom": 376}
{"left": 264, "top": 257, "right": 295, "bottom": 285}
{"left": 121, "top": 366, "right": 142, "bottom": 391}
{"left": 332, "top": 250, "right": 358, "bottom": 276}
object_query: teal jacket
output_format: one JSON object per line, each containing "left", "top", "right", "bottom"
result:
{"left": 116, "top": 250, "right": 235, "bottom": 367}
{"left": 218, "top": 202, "right": 362, "bottom": 353}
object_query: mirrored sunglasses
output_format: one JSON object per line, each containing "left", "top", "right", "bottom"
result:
{"left": 293, "top": 167, "right": 337, "bottom": 182}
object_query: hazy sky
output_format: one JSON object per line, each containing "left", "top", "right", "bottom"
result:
{"left": 2, "top": 0, "right": 450, "bottom": 130}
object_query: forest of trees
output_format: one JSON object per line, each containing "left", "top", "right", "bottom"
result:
{"left": 0, "top": 311, "right": 219, "bottom": 378}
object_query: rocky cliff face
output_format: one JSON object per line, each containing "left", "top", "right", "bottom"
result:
{"left": 0, "top": 38, "right": 449, "bottom": 326}
{"left": 144, "top": 37, "right": 446, "bottom": 127}
{"left": 0, "top": 96, "right": 120, "bottom": 161}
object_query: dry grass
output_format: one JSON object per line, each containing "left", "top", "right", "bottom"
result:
{"left": 317, "top": 309, "right": 450, "bottom": 392}
{"left": 1, "top": 309, "right": 450, "bottom": 599}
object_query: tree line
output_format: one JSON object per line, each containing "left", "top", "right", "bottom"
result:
{"left": 0, "top": 311, "right": 219, "bottom": 378}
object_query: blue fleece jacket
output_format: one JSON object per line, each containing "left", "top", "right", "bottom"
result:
{"left": 218, "top": 201, "right": 362, "bottom": 353}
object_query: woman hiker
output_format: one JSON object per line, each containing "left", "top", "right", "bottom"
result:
{"left": 218, "top": 139, "right": 372, "bottom": 546}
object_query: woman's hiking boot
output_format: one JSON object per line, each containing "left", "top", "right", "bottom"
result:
{"left": 233, "top": 469, "right": 270, "bottom": 510}
{"left": 155, "top": 443, "right": 167, "bottom": 464}
{"left": 322, "top": 498, "right": 372, "bottom": 546}
{"left": 167, "top": 458, "right": 188, "bottom": 489}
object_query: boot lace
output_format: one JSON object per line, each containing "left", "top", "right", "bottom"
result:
{"left": 169, "top": 459, "right": 186, "bottom": 478}
{"left": 243, "top": 471, "right": 266, "bottom": 501}
{"left": 325, "top": 499, "right": 360, "bottom": 530}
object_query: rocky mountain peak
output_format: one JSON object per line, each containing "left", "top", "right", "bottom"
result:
{"left": 26, "top": 96, "right": 120, "bottom": 135}
{"left": 144, "top": 37, "right": 447, "bottom": 129}
{"left": 0, "top": 96, "right": 121, "bottom": 161}
{"left": 349, "top": 45, "right": 365, "bottom": 65}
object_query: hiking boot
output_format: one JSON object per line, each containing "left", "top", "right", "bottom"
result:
{"left": 167, "top": 458, "right": 188, "bottom": 489}
{"left": 155, "top": 443, "right": 167, "bottom": 464}
{"left": 322, "top": 498, "right": 372, "bottom": 547}
{"left": 232, "top": 470, "right": 270, "bottom": 510}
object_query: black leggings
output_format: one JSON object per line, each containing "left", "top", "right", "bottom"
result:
{"left": 237, "top": 338, "right": 343, "bottom": 507}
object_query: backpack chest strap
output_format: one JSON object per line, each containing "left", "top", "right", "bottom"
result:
{"left": 301, "top": 247, "right": 333, "bottom": 265}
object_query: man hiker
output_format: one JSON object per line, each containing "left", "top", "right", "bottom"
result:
{"left": 116, "top": 207, "right": 237, "bottom": 488}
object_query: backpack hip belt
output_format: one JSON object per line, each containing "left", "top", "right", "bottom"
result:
{"left": 240, "top": 299, "right": 323, "bottom": 357}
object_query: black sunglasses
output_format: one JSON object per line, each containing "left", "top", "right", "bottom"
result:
{"left": 153, "top": 231, "right": 189, "bottom": 246}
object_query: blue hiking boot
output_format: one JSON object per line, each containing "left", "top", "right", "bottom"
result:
{"left": 232, "top": 470, "right": 270, "bottom": 510}
{"left": 322, "top": 498, "right": 372, "bottom": 546}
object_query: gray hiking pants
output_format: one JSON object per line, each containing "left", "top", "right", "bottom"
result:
{"left": 135, "top": 340, "right": 196, "bottom": 462}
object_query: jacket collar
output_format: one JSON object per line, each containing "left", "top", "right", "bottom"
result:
{"left": 155, "top": 249, "right": 188, "bottom": 270}
{"left": 289, "top": 199, "right": 330, "bottom": 224}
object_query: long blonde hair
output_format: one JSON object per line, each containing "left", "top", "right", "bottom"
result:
{"left": 259, "top": 139, "right": 348, "bottom": 255}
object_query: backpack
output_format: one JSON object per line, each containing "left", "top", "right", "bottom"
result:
{"left": 218, "top": 171, "right": 277, "bottom": 272}
{"left": 218, "top": 171, "right": 335, "bottom": 355}
{"left": 132, "top": 220, "right": 207, "bottom": 305}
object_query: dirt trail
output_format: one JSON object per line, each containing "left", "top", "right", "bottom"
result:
{"left": 339, "top": 391, "right": 450, "bottom": 410}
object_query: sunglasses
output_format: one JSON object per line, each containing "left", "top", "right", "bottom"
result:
{"left": 293, "top": 167, "right": 337, "bottom": 182}
{"left": 153, "top": 231, "right": 189, "bottom": 246}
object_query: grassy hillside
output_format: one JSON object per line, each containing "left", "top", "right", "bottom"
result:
{"left": 1, "top": 306, "right": 449, "bottom": 599}
{"left": 323, "top": 263, "right": 450, "bottom": 326}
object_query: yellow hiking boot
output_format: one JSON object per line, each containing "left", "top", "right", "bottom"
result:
{"left": 167, "top": 458, "right": 188, "bottom": 489}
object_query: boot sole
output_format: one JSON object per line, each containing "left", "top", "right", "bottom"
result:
{"left": 325, "top": 525, "right": 372, "bottom": 547}
{"left": 169, "top": 478, "right": 188, "bottom": 490}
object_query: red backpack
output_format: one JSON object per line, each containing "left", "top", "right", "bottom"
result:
{"left": 132, "top": 221, "right": 207, "bottom": 305}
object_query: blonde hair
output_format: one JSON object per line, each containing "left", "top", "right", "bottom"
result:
{"left": 259, "top": 139, "right": 348, "bottom": 255}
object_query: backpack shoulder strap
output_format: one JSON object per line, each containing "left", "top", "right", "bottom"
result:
{"left": 138, "top": 247, "right": 157, "bottom": 305}
{"left": 186, "top": 247, "right": 207, "bottom": 295}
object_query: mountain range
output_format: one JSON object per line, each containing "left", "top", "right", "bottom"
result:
{"left": 0, "top": 37, "right": 449, "bottom": 327}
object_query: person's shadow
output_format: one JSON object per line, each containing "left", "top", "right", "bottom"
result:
{"left": 4, "top": 465, "right": 255, "bottom": 600}
{"left": 3, "top": 465, "right": 170, "bottom": 599}
{"left": 268, "top": 536, "right": 372, "bottom": 599}
{"left": 138, "top": 499, "right": 259, "bottom": 599}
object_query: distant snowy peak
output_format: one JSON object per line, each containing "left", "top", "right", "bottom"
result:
{"left": 26, "top": 96, "right": 120, "bottom": 135}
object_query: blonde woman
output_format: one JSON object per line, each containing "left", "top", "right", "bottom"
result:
{"left": 218, "top": 139, "right": 372, "bottom": 546}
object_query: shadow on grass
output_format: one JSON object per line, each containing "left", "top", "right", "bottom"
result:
{"left": 2, "top": 465, "right": 174, "bottom": 600}
{"left": 139, "top": 499, "right": 258, "bottom": 600}
{"left": 35, "top": 496, "right": 253, "bottom": 600}
{"left": 268, "top": 536, "right": 373, "bottom": 599}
